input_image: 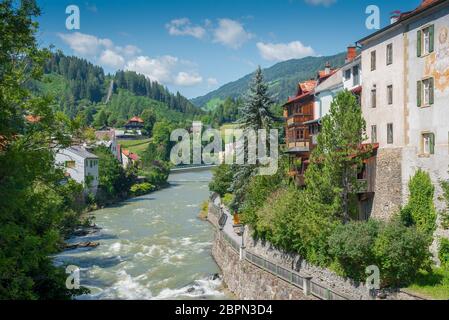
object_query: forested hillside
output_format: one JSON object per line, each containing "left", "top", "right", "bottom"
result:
{"left": 27, "top": 51, "right": 202, "bottom": 126}
{"left": 191, "top": 52, "right": 347, "bottom": 109}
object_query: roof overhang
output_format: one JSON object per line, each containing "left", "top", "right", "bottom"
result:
{"left": 357, "top": 0, "right": 448, "bottom": 46}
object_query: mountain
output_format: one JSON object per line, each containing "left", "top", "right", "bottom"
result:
{"left": 28, "top": 51, "right": 202, "bottom": 126}
{"left": 191, "top": 52, "right": 347, "bottom": 109}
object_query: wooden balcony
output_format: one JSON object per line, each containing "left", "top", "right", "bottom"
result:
{"left": 287, "top": 141, "right": 310, "bottom": 153}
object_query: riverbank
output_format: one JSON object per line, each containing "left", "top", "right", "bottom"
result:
{"left": 208, "top": 195, "right": 425, "bottom": 301}
{"left": 54, "top": 170, "right": 232, "bottom": 300}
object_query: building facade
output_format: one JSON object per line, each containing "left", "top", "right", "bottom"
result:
{"left": 55, "top": 146, "right": 99, "bottom": 194}
{"left": 358, "top": 0, "right": 449, "bottom": 225}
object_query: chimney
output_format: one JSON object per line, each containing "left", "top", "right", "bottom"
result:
{"left": 390, "top": 10, "right": 401, "bottom": 24}
{"left": 324, "top": 62, "right": 331, "bottom": 75}
{"left": 346, "top": 46, "right": 357, "bottom": 63}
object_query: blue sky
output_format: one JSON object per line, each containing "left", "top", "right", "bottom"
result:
{"left": 36, "top": 0, "right": 422, "bottom": 98}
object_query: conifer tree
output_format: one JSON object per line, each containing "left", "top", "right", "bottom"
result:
{"left": 305, "top": 90, "right": 368, "bottom": 223}
{"left": 230, "top": 67, "right": 276, "bottom": 212}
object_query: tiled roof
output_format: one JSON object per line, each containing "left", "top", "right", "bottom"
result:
{"left": 128, "top": 116, "right": 144, "bottom": 123}
{"left": 25, "top": 115, "right": 42, "bottom": 123}
{"left": 67, "top": 146, "right": 98, "bottom": 159}
{"left": 299, "top": 80, "right": 317, "bottom": 93}
{"left": 122, "top": 148, "right": 140, "bottom": 161}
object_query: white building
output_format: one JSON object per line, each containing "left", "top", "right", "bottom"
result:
{"left": 55, "top": 146, "right": 99, "bottom": 194}
{"left": 358, "top": 0, "right": 449, "bottom": 230}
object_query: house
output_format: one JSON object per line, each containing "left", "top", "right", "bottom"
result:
{"left": 95, "top": 129, "right": 119, "bottom": 161}
{"left": 121, "top": 148, "right": 140, "bottom": 168}
{"left": 284, "top": 79, "right": 317, "bottom": 186}
{"left": 55, "top": 146, "right": 99, "bottom": 194}
{"left": 125, "top": 116, "right": 144, "bottom": 132}
{"left": 357, "top": 0, "right": 449, "bottom": 222}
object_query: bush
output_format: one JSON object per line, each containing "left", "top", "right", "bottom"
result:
{"left": 400, "top": 169, "right": 436, "bottom": 240}
{"left": 130, "top": 183, "right": 155, "bottom": 196}
{"left": 439, "top": 238, "right": 449, "bottom": 269}
{"left": 328, "top": 220, "right": 380, "bottom": 281}
{"left": 374, "top": 221, "right": 430, "bottom": 287}
{"left": 209, "top": 164, "right": 233, "bottom": 197}
{"left": 222, "top": 193, "right": 234, "bottom": 208}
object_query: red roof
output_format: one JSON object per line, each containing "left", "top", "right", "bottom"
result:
{"left": 25, "top": 115, "right": 42, "bottom": 123}
{"left": 122, "top": 148, "right": 140, "bottom": 162}
{"left": 128, "top": 116, "right": 144, "bottom": 123}
{"left": 285, "top": 80, "right": 317, "bottom": 105}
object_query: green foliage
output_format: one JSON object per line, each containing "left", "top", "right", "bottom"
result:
{"left": 209, "top": 164, "right": 233, "bottom": 197}
{"left": 400, "top": 169, "right": 436, "bottom": 240}
{"left": 439, "top": 180, "right": 449, "bottom": 230}
{"left": 408, "top": 266, "right": 449, "bottom": 300}
{"left": 94, "top": 146, "right": 135, "bottom": 204}
{"left": 306, "top": 90, "right": 368, "bottom": 222}
{"left": 328, "top": 220, "right": 380, "bottom": 281}
{"left": 130, "top": 183, "right": 155, "bottom": 197}
{"left": 0, "top": 0, "right": 88, "bottom": 299}
{"left": 141, "top": 161, "right": 170, "bottom": 187}
{"left": 230, "top": 67, "right": 278, "bottom": 212}
{"left": 373, "top": 221, "right": 430, "bottom": 287}
{"left": 439, "top": 238, "right": 449, "bottom": 269}
{"left": 222, "top": 194, "right": 234, "bottom": 208}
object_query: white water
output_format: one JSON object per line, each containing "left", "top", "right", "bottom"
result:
{"left": 54, "top": 170, "right": 232, "bottom": 300}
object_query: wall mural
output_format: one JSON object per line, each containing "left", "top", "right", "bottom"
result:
{"left": 425, "top": 26, "right": 449, "bottom": 92}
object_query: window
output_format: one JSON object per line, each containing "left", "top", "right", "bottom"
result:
{"left": 417, "top": 78, "right": 435, "bottom": 107}
{"left": 371, "top": 88, "right": 377, "bottom": 108}
{"left": 387, "top": 85, "right": 393, "bottom": 105}
{"left": 387, "top": 123, "right": 394, "bottom": 144}
{"left": 345, "top": 69, "right": 351, "bottom": 80}
{"left": 353, "top": 66, "right": 360, "bottom": 86}
{"left": 422, "top": 133, "right": 435, "bottom": 155}
{"left": 417, "top": 25, "right": 435, "bottom": 57}
{"left": 371, "top": 51, "right": 376, "bottom": 71}
{"left": 386, "top": 43, "right": 393, "bottom": 65}
{"left": 371, "top": 125, "right": 377, "bottom": 143}
{"left": 65, "top": 161, "right": 75, "bottom": 169}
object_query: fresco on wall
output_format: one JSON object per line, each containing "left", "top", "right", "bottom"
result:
{"left": 425, "top": 26, "right": 449, "bottom": 92}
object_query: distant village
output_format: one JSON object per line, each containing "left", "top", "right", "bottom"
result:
{"left": 54, "top": 116, "right": 145, "bottom": 195}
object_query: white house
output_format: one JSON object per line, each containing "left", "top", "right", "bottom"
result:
{"left": 55, "top": 146, "right": 99, "bottom": 194}
{"left": 357, "top": 0, "right": 449, "bottom": 225}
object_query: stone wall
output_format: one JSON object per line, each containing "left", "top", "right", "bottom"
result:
{"left": 371, "top": 148, "right": 403, "bottom": 221}
{"left": 212, "top": 231, "right": 315, "bottom": 300}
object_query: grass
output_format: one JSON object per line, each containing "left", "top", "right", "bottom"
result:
{"left": 118, "top": 139, "right": 151, "bottom": 156}
{"left": 407, "top": 267, "right": 449, "bottom": 300}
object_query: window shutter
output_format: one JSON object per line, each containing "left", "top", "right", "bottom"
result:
{"left": 430, "top": 133, "right": 435, "bottom": 155}
{"left": 429, "top": 25, "right": 435, "bottom": 53}
{"left": 417, "top": 81, "right": 422, "bottom": 107}
{"left": 417, "top": 30, "right": 422, "bottom": 57}
{"left": 429, "top": 77, "right": 435, "bottom": 105}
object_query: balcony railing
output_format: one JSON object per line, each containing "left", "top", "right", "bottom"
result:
{"left": 287, "top": 141, "right": 310, "bottom": 152}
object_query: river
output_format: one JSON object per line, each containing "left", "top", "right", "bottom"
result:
{"left": 54, "top": 169, "right": 232, "bottom": 300}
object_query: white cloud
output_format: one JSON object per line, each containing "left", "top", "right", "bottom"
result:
{"left": 213, "top": 19, "right": 253, "bottom": 49}
{"left": 207, "top": 77, "right": 218, "bottom": 86}
{"left": 99, "top": 49, "right": 125, "bottom": 68}
{"left": 256, "top": 41, "right": 315, "bottom": 62}
{"left": 304, "top": 0, "right": 336, "bottom": 7}
{"left": 59, "top": 31, "right": 204, "bottom": 88}
{"left": 166, "top": 18, "right": 206, "bottom": 39}
{"left": 174, "top": 72, "right": 203, "bottom": 86}
{"left": 58, "top": 32, "right": 113, "bottom": 56}
{"left": 125, "top": 55, "right": 203, "bottom": 87}
{"left": 125, "top": 55, "right": 178, "bottom": 84}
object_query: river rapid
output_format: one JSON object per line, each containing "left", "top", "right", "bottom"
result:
{"left": 54, "top": 169, "right": 232, "bottom": 300}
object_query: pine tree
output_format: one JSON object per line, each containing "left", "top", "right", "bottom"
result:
{"left": 230, "top": 66, "right": 277, "bottom": 212}
{"left": 305, "top": 90, "right": 368, "bottom": 223}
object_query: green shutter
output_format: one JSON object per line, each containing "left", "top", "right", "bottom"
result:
{"left": 429, "top": 25, "right": 435, "bottom": 53}
{"left": 417, "top": 81, "right": 422, "bottom": 107}
{"left": 429, "top": 77, "right": 435, "bottom": 105}
{"left": 430, "top": 133, "right": 435, "bottom": 155}
{"left": 417, "top": 30, "right": 422, "bottom": 57}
